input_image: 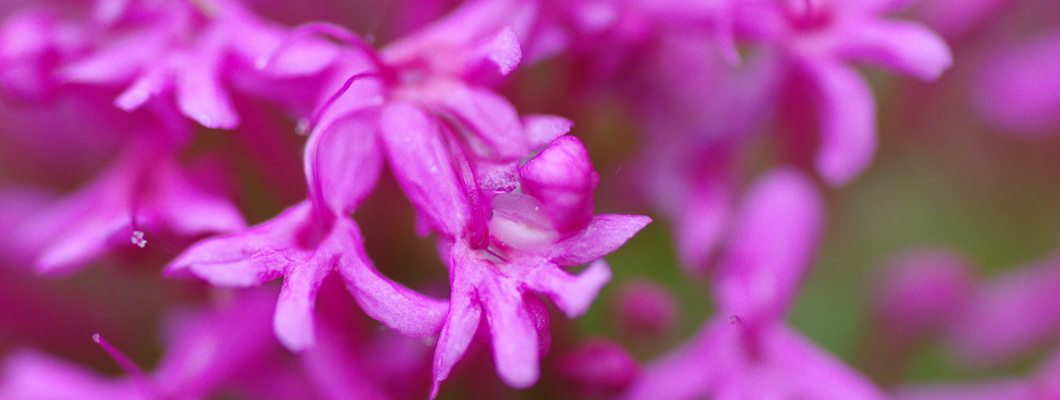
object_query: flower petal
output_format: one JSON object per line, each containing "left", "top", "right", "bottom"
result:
{"left": 334, "top": 218, "right": 448, "bottom": 338}
{"left": 165, "top": 202, "right": 312, "bottom": 287}
{"left": 379, "top": 102, "right": 470, "bottom": 238}
{"left": 546, "top": 214, "right": 652, "bottom": 267}
{"left": 430, "top": 257, "right": 483, "bottom": 399}
{"left": 483, "top": 278, "right": 540, "bottom": 389}
{"left": 176, "top": 54, "right": 240, "bottom": 129}
{"left": 304, "top": 109, "right": 383, "bottom": 217}
{"left": 522, "top": 115, "right": 573, "bottom": 150}
{"left": 802, "top": 60, "right": 876, "bottom": 185}
{"left": 430, "top": 83, "right": 528, "bottom": 161}
{"left": 274, "top": 258, "right": 333, "bottom": 352}
{"left": 771, "top": 326, "right": 887, "bottom": 400}
{"left": 715, "top": 168, "right": 823, "bottom": 326}
{"left": 469, "top": 25, "right": 522, "bottom": 75}
{"left": 837, "top": 19, "right": 952, "bottom": 81}
{"left": 524, "top": 259, "right": 612, "bottom": 319}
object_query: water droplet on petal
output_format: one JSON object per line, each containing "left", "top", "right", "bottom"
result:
{"left": 729, "top": 315, "right": 740, "bottom": 325}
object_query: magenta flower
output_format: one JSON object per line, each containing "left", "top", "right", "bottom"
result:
{"left": 0, "top": 131, "right": 244, "bottom": 275}
{"left": 623, "top": 168, "right": 884, "bottom": 400}
{"left": 379, "top": 103, "right": 650, "bottom": 395}
{"left": 736, "top": 0, "right": 952, "bottom": 184}
{"left": 15, "top": 0, "right": 339, "bottom": 129}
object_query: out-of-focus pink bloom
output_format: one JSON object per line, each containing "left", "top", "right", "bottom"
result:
{"left": 894, "top": 347, "right": 1060, "bottom": 400}
{"left": 944, "top": 252, "right": 1060, "bottom": 367}
{"left": 557, "top": 339, "right": 639, "bottom": 398}
{"left": 0, "top": 0, "right": 337, "bottom": 128}
{"left": 975, "top": 30, "right": 1060, "bottom": 135}
{"left": 0, "top": 131, "right": 244, "bottom": 275}
{"left": 736, "top": 0, "right": 952, "bottom": 185}
{"left": 613, "top": 280, "right": 679, "bottom": 339}
{"left": 623, "top": 168, "right": 885, "bottom": 400}
{"left": 874, "top": 247, "right": 976, "bottom": 341}
{"left": 632, "top": 39, "right": 778, "bottom": 273}
{"left": 0, "top": 288, "right": 290, "bottom": 400}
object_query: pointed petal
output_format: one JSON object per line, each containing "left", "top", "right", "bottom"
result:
{"left": 431, "top": 253, "right": 483, "bottom": 398}
{"left": 715, "top": 168, "right": 823, "bottom": 324}
{"left": 274, "top": 258, "right": 333, "bottom": 352}
{"left": 334, "top": 218, "right": 448, "bottom": 337}
{"left": 61, "top": 32, "right": 160, "bottom": 85}
{"left": 522, "top": 115, "right": 572, "bottom": 150}
{"left": 176, "top": 62, "right": 239, "bottom": 129}
{"left": 837, "top": 19, "right": 952, "bottom": 81}
{"left": 115, "top": 68, "right": 169, "bottom": 111}
{"left": 304, "top": 109, "right": 383, "bottom": 216}
{"left": 546, "top": 214, "right": 652, "bottom": 267}
{"left": 524, "top": 259, "right": 612, "bottom": 318}
{"left": 803, "top": 61, "right": 876, "bottom": 185}
{"left": 469, "top": 25, "right": 522, "bottom": 75}
{"left": 166, "top": 202, "right": 312, "bottom": 287}
{"left": 483, "top": 278, "right": 540, "bottom": 389}
{"left": 379, "top": 102, "right": 470, "bottom": 237}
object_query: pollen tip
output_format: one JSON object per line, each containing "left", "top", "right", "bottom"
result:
{"left": 91, "top": 333, "right": 101, "bottom": 343}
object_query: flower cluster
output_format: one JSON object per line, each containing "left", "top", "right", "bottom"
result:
{"left": 0, "top": 0, "right": 1057, "bottom": 399}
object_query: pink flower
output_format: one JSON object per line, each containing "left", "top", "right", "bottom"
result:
{"left": 0, "top": 129, "right": 244, "bottom": 275}
{"left": 623, "top": 169, "right": 884, "bottom": 400}
{"left": 737, "top": 0, "right": 953, "bottom": 184}
{"left": 1, "top": 0, "right": 338, "bottom": 128}
{"left": 379, "top": 103, "right": 650, "bottom": 395}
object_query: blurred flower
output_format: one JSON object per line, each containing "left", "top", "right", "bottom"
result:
{"left": 624, "top": 169, "right": 884, "bottom": 400}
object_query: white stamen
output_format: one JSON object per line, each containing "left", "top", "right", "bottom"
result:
{"left": 131, "top": 231, "right": 147, "bottom": 248}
